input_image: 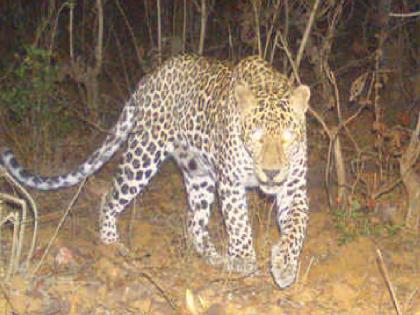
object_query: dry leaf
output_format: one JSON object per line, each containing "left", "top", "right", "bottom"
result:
{"left": 350, "top": 72, "right": 369, "bottom": 102}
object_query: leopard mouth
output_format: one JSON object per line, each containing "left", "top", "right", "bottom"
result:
{"left": 258, "top": 182, "right": 284, "bottom": 195}
{"left": 259, "top": 178, "right": 286, "bottom": 187}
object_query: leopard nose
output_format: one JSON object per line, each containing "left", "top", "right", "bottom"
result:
{"left": 263, "top": 169, "right": 280, "bottom": 180}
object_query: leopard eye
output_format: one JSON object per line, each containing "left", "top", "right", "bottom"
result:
{"left": 251, "top": 128, "right": 264, "bottom": 142}
{"left": 282, "top": 129, "right": 294, "bottom": 144}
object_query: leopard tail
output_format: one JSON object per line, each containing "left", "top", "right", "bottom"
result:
{"left": 0, "top": 95, "right": 138, "bottom": 190}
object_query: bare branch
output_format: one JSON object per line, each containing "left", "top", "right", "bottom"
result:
{"left": 115, "top": 0, "right": 145, "bottom": 68}
{"left": 182, "top": 0, "right": 187, "bottom": 53}
{"left": 198, "top": 0, "right": 207, "bottom": 55}
{"left": 69, "top": 1, "right": 74, "bottom": 63}
{"left": 93, "top": 0, "right": 103, "bottom": 75}
{"left": 263, "top": 0, "right": 281, "bottom": 59}
{"left": 157, "top": 0, "right": 162, "bottom": 64}
{"left": 251, "top": 0, "right": 262, "bottom": 57}
{"left": 276, "top": 30, "right": 300, "bottom": 84}
{"left": 389, "top": 10, "right": 420, "bottom": 17}
{"left": 296, "top": 0, "right": 321, "bottom": 71}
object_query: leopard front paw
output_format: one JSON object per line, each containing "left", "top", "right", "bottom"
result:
{"left": 271, "top": 243, "right": 298, "bottom": 289}
{"left": 225, "top": 256, "right": 258, "bottom": 275}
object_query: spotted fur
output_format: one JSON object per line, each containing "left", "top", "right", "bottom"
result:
{"left": 0, "top": 55, "right": 310, "bottom": 288}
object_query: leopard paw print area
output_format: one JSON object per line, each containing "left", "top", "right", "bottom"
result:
{"left": 0, "top": 55, "right": 311, "bottom": 289}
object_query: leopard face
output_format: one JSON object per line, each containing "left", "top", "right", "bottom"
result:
{"left": 234, "top": 79, "right": 310, "bottom": 193}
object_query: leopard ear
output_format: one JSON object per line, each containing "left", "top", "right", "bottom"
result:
{"left": 290, "top": 85, "right": 310, "bottom": 115}
{"left": 234, "top": 81, "right": 257, "bottom": 117}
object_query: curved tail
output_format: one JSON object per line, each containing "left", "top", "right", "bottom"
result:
{"left": 0, "top": 95, "right": 138, "bottom": 190}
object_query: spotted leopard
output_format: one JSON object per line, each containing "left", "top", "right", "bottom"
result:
{"left": 0, "top": 55, "right": 310, "bottom": 288}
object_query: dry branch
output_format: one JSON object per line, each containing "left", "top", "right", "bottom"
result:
{"left": 198, "top": 0, "right": 207, "bottom": 55}
{"left": 157, "top": 0, "right": 162, "bottom": 64}
{"left": 115, "top": 0, "right": 145, "bottom": 68}
{"left": 0, "top": 168, "right": 38, "bottom": 280}
{"left": 143, "top": 0, "right": 154, "bottom": 49}
{"left": 251, "top": 0, "right": 262, "bottom": 57}
{"left": 263, "top": 0, "right": 281, "bottom": 59}
{"left": 400, "top": 113, "right": 420, "bottom": 229}
{"left": 274, "top": 2, "right": 350, "bottom": 210}
{"left": 389, "top": 10, "right": 420, "bottom": 17}
{"left": 62, "top": 0, "right": 104, "bottom": 117}
{"left": 295, "top": 0, "right": 321, "bottom": 72}
{"left": 182, "top": 0, "right": 187, "bottom": 53}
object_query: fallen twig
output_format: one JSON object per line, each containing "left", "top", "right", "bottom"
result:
{"left": 109, "top": 253, "right": 178, "bottom": 310}
{"left": 376, "top": 248, "right": 402, "bottom": 315}
{"left": 31, "top": 179, "right": 86, "bottom": 276}
{"left": 0, "top": 279, "right": 20, "bottom": 314}
{"left": 300, "top": 256, "right": 315, "bottom": 285}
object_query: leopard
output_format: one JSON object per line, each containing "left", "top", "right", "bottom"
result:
{"left": 0, "top": 54, "right": 310, "bottom": 289}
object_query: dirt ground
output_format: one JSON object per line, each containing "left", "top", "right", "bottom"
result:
{"left": 0, "top": 145, "right": 419, "bottom": 315}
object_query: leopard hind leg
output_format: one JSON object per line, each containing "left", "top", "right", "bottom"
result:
{"left": 173, "top": 145, "right": 223, "bottom": 267}
{"left": 99, "top": 130, "right": 168, "bottom": 244}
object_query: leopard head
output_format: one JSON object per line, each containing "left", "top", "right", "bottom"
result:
{"left": 234, "top": 80, "right": 310, "bottom": 188}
